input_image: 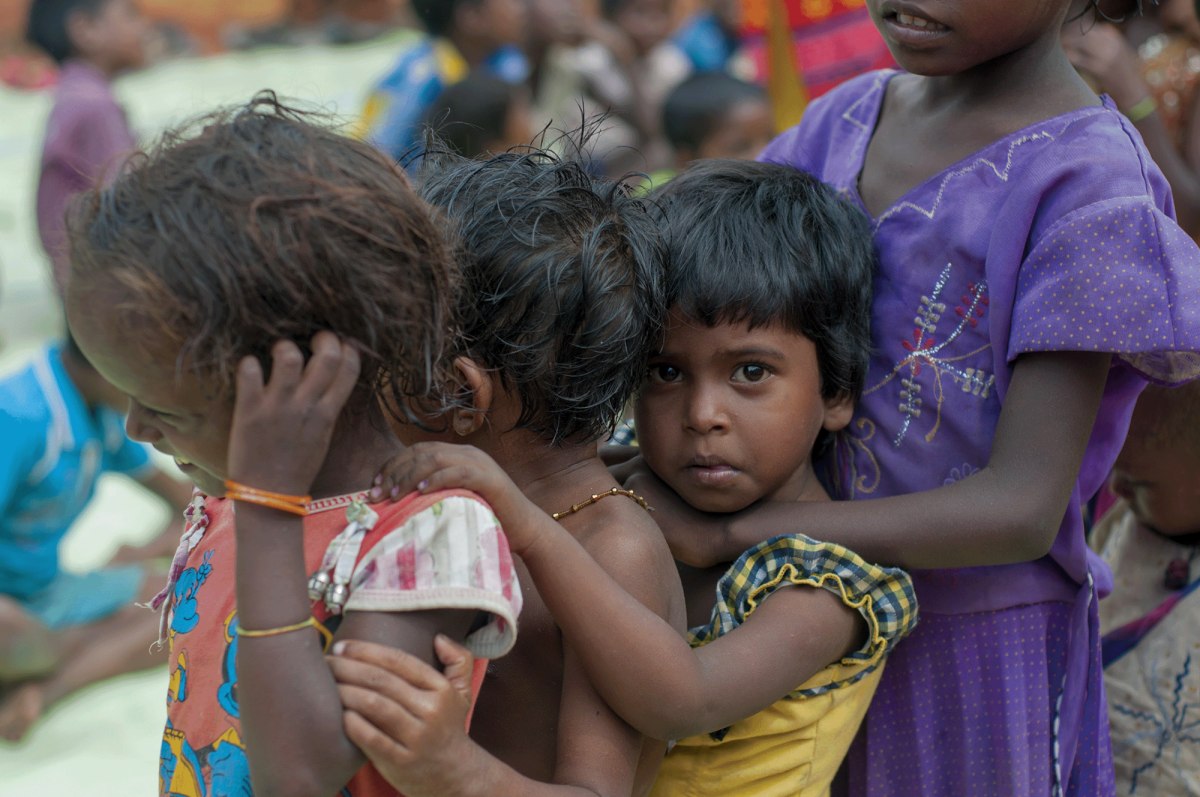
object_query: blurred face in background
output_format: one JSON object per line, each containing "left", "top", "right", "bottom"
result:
{"left": 694, "top": 98, "right": 774, "bottom": 161}
{"left": 70, "top": 0, "right": 149, "bottom": 73}
{"left": 612, "top": 0, "right": 674, "bottom": 55}
{"left": 1161, "top": 0, "right": 1200, "bottom": 43}
{"left": 463, "top": 0, "right": 529, "bottom": 48}
{"left": 712, "top": 0, "right": 741, "bottom": 32}
{"left": 530, "top": 0, "right": 587, "bottom": 46}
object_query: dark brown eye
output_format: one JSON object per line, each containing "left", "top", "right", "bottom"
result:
{"left": 732, "top": 365, "right": 768, "bottom": 383}
{"left": 648, "top": 364, "right": 682, "bottom": 383}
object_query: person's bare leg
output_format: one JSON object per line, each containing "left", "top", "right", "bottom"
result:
{"left": 0, "top": 568, "right": 167, "bottom": 741}
{"left": 0, "top": 596, "right": 59, "bottom": 682}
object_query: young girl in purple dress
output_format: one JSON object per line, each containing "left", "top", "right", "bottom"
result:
{"left": 609, "top": 1, "right": 1200, "bottom": 795}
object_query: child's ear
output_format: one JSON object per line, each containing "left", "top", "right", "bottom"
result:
{"left": 452, "top": 357, "right": 493, "bottom": 437}
{"left": 821, "top": 392, "right": 855, "bottom": 433}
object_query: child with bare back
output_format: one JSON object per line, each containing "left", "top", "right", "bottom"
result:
{"left": 64, "top": 97, "right": 523, "bottom": 797}
{"left": 335, "top": 161, "right": 917, "bottom": 797}
{"left": 329, "top": 148, "right": 687, "bottom": 797}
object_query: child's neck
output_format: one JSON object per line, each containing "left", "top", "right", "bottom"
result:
{"left": 910, "top": 28, "right": 1094, "bottom": 122}
{"left": 482, "top": 431, "right": 613, "bottom": 517}
{"left": 310, "top": 401, "right": 405, "bottom": 500}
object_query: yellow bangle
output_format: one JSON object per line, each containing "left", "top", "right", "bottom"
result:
{"left": 237, "top": 616, "right": 316, "bottom": 638}
{"left": 1125, "top": 96, "right": 1157, "bottom": 123}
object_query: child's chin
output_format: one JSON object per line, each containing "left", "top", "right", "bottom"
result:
{"left": 680, "top": 487, "right": 756, "bottom": 516}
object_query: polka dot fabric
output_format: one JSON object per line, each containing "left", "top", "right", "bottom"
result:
{"left": 846, "top": 603, "right": 1115, "bottom": 797}
{"left": 1013, "top": 199, "right": 1200, "bottom": 385}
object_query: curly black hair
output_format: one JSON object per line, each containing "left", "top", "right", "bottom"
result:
{"left": 67, "top": 93, "right": 460, "bottom": 417}
{"left": 417, "top": 147, "right": 667, "bottom": 444}
{"left": 649, "top": 160, "right": 876, "bottom": 454}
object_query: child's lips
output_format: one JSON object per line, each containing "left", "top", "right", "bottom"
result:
{"left": 686, "top": 463, "right": 740, "bottom": 486}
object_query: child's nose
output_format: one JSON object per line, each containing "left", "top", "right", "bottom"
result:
{"left": 684, "top": 385, "right": 729, "bottom": 433}
{"left": 125, "top": 404, "right": 162, "bottom": 444}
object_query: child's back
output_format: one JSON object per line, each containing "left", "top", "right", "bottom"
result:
{"left": 384, "top": 149, "right": 687, "bottom": 792}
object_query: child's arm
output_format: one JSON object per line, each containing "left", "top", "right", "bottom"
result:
{"left": 635, "top": 351, "right": 1113, "bottom": 570}
{"left": 380, "top": 444, "right": 874, "bottom": 741}
{"left": 227, "top": 336, "right": 479, "bottom": 797}
{"left": 331, "top": 638, "right": 650, "bottom": 797}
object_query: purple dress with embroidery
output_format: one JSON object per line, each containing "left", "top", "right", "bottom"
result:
{"left": 762, "top": 70, "right": 1200, "bottom": 797}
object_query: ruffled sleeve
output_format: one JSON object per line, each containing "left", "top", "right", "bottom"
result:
{"left": 689, "top": 535, "right": 918, "bottom": 700}
{"left": 344, "top": 494, "right": 523, "bottom": 659}
{"left": 1010, "top": 198, "right": 1200, "bottom": 385}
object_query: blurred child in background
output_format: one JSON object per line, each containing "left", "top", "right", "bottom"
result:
{"left": 422, "top": 76, "right": 533, "bottom": 159}
{"left": 1062, "top": 0, "right": 1200, "bottom": 237}
{"left": 641, "top": 71, "right": 771, "bottom": 188}
{"left": 358, "top": 0, "right": 528, "bottom": 163}
{"left": 601, "top": 0, "right": 690, "bottom": 168}
{"left": 1092, "top": 381, "right": 1200, "bottom": 796}
{"left": 28, "top": 0, "right": 148, "bottom": 298}
{"left": 0, "top": 333, "right": 190, "bottom": 742}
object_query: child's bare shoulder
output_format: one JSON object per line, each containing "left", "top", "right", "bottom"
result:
{"left": 564, "top": 497, "right": 685, "bottom": 628}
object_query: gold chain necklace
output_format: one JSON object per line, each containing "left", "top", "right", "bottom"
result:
{"left": 552, "top": 487, "right": 653, "bottom": 520}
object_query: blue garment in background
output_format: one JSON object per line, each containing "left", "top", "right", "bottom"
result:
{"left": 673, "top": 12, "right": 739, "bottom": 74}
{"left": 359, "top": 32, "right": 529, "bottom": 163}
{"left": 0, "top": 343, "right": 153, "bottom": 601}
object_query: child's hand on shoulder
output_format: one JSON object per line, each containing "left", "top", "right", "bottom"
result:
{"left": 369, "top": 442, "right": 544, "bottom": 556}
{"left": 610, "top": 454, "right": 735, "bottom": 568}
{"left": 329, "top": 637, "right": 481, "bottom": 797}
{"left": 226, "top": 332, "right": 361, "bottom": 497}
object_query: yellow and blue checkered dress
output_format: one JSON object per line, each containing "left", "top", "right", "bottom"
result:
{"left": 650, "top": 534, "right": 918, "bottom": 797}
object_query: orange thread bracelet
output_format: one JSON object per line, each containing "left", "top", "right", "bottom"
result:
{"left": 224, "top": 480, "right": 311, "bottom": 516}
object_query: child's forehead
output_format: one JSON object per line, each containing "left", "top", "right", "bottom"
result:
{"left": 659, "top": 311, "right": 816, "bottom": 355}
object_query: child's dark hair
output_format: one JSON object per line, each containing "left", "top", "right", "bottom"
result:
{"left": 67, "top": 93, "right": 459, "bottom": 418}
{"left": 663, "top": 73, "right": 766, "bottom": 153}
{"left": 418, "top": 147, "right": 666, "bottom": 444}
{"left": 422, "top": 76, "right": 521, "bottom": 160}
{"left": 650, "top": 159, "right": 874, "bottom": 424}
{"left": 26, "top": 0, "right": 107, "bottom": 63}
{"left": 412, "top": 0, "right": 480, "bottom": 37}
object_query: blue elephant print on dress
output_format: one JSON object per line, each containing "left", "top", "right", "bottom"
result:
{"left": 170, "top": 550, "right": 214, "bottom": 635}
{"left": 208, "top": 741, "right": 252, "bottom": 797}
{"left": 217, "top": 613, "right": 239, "bottom": 719}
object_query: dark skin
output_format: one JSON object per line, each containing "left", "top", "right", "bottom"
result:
{"left": 371, "top": 320, "right": 868, "bottom": 743}
{"left": 354, "top": 358, "right": 686, "bottom": 797}
{"left": 67, "top": 277, "right": 476, "bottom": 797}
{"left": 603, "top": 0, "right": 1116, "bottom": 571}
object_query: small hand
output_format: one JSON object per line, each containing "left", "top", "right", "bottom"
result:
{"left": 330, "top": 637, "right": 479, "bottom": 797}
{"left": 598, "top": 444, "right": 640, "bottom": 468}
{"left": 612, "top": 456, "right": 733, "bottom": 568}
{"left": 1061, "top": 21, "right": 1147, "bottom": 108}
{"left": 368, "top": 442, "right": 544, "bottom": 557}
{"left": 226, "top": 332, "right": 361, "bottom": 497}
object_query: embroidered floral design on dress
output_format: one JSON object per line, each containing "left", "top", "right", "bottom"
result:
{"left": 943, "top": 463, "right": 980, "bottom": 486}
{"left": 863, "top": 263, "right": 994, "bottom": 447}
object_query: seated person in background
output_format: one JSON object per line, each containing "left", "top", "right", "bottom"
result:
{"left": 1092, "top": 379, "right": 1200, "bottom": 796}
{"left": 350, "top": 160, "right": 917, "bottom": 797}
{"left": 600, "top": 0, "right": 691, "bottom": 169}
{"left": 336, "top": 147, "right": 687, "bottom": 796}
{"left": 358, "top": 0, "right": 528, "bottom": 163}
{"left": 0, "top": 333, "right": 191, "bottom": 742}
{"left": 28, "top": 0, "right": 148, "bottom": 298}
{"left": 640, "top": 71, "right": 772, "bottom": 189}
{"left": 422, "top": 76, "right": 534, "bottom": 159}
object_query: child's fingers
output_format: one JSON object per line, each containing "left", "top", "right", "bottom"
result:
{"left": 434, "top": 634, "right": 476, "bottom": 703}
{"left": 266, "top": 340, "right": 305, "bottom": 394}
{"left": 339, "top": 687, "right": 421, "bottom": 751}
{"left": 343, "top": 709, "right": 413, "bottom": 766}
{"left": 330, "top": 640, "right": 445, "bottom": 693}
{"left": 318, "top": 340, "right": 361, "bottom": 417}
{"left": 296, "top": 331, "right": 346, "bottom": 401}
{"left": 234, "top": 355, "right": 266, "bottom": 404}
